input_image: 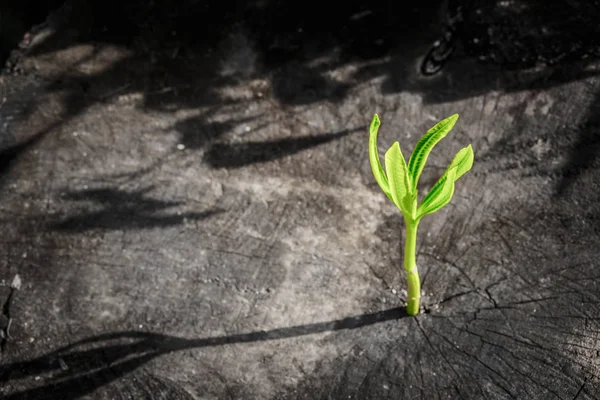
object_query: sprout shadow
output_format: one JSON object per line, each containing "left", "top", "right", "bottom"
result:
{"left": 0, "top": 307, "right": 407, "bottom": 399}
{"left": 47, "top": 187, "right": 221, "bottom": 232}
{"left": 205, "top": 127, "right": 361, "bottom": 169}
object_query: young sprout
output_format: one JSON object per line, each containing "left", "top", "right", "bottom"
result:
{"left": 369, "top": 114, "right": 474, "bottom": 316}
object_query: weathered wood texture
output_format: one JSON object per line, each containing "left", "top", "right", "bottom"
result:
{"left": 1, "top": 1, "right": 599, "bottom": 399}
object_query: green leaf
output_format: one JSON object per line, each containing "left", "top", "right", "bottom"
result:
{"left": 407, "top": 114, "right": 459, "bottom": 193}
{"left": 385, "top": 142, "right": 413, "bottom": 215}
{"left": 416, "top": 167, "right": 457, "bottom": 220}
{"left": 415, "top": 144, "right": 474, "bottom": 220}
{"left": 369, "top": 114, "right": 394, "bottom": 203}
{"left": 448, "top": 144, "right": 475, "bottom": 181}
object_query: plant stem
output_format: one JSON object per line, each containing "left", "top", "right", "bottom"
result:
{"left": 404, "top": 219, "right": 421, "bottom": 316}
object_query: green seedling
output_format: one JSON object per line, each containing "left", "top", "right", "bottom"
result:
{"left": 369, "top": 113, "right": 474, "bottom": 316}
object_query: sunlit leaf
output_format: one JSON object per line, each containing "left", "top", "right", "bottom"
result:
{"left": 368, "top": 114, "right": 394, "bottom": 203}
{"left": 385, "top": 142, "right": 413, "bottom": 215}
{"left": 415, "top": 144, "right": 473, "bottom": 220}
{"left": 416, "top": 167, "right": 457, "bottom": 219}
{"left": 447, "top": 144, "right": 474, "bottom": 181}
{"left": 407, "top": 114, "right": 459, "bottom": 193}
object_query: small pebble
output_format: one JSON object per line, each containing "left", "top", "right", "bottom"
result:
{"left": 177, "top": 144, "right": 185, "bottom": 150}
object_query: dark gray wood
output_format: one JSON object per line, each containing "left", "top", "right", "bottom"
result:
{"left": 1, "top": 1, "right": 599, "bottom": 399}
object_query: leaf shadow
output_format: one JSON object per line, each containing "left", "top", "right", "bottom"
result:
{"left": 47, "top": 186, "right": 221, "bottom": 232}
{"left": 205, "top": 127, "right": 362, "bottom": 169}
